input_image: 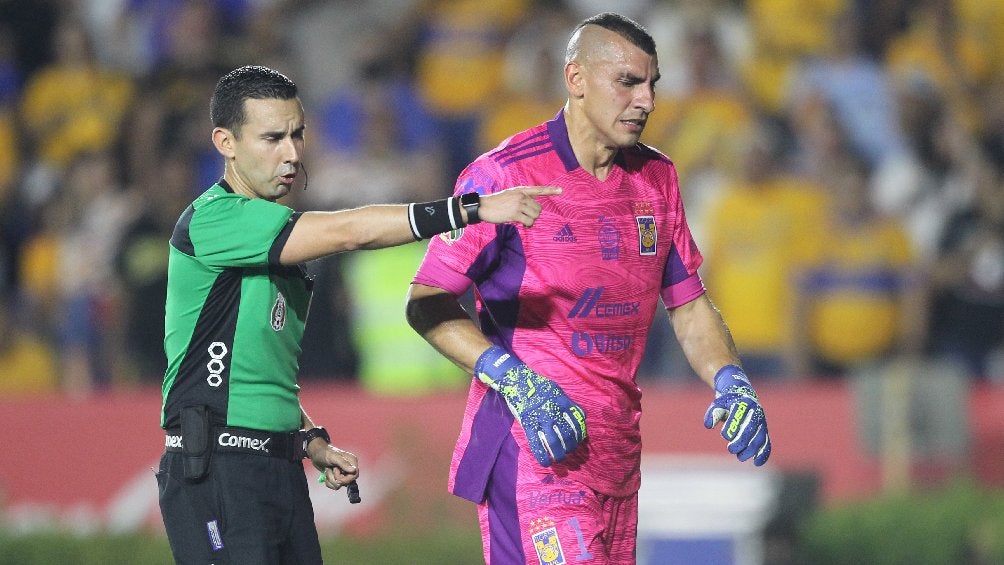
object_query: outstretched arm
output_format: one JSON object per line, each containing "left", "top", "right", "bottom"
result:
{"left": 280, "top": 186, "right": 560, "bottom": 265}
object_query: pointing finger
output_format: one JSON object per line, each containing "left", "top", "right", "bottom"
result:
{"left": 515, "top": 186, "right": 562, "bottom": 197}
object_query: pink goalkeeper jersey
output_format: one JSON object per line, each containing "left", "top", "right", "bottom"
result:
{"left": 414, "top": 110, "right": 706, "bottom": 500}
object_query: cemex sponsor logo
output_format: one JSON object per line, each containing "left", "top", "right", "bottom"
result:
{"left": 165, "top": 434, "right": 184, "bottom": 448}
{"left": 568, "top": 287, "right": 640, "bottom": 319}
{"left": 218, "top": 432, "right": 271, "bottom": 453}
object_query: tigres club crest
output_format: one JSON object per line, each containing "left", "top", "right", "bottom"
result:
{"left": 636, "top": 215, "right": 656, "bottom": 256}
{"left": 271, "top": 292, "right": 287, "bottom": 331}
{"left": 529, "top": 517, "right": 566, "bottom": 565}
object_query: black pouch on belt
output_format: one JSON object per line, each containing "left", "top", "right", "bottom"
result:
{"left": 180, "top": 405, "right": 212, "bottom": 482}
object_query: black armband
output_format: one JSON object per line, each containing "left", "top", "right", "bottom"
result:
{"left": 408, "top": 197, "right": 464, "bottom": 240}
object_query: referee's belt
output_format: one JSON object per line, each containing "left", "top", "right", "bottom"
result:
{"left": 164, "top": 426, "right": 306, "bottom": 461}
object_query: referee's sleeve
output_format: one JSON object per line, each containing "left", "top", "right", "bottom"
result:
{"left": 269, "top": 212, "right": 302, "bottom": 266}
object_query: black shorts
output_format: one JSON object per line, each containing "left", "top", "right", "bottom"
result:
{"left": 157, "top": 450, "right": 322, "bottom": 564}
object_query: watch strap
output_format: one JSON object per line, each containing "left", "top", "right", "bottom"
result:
{"left": 302, "top": 426, "right": 330, "bottom": 455}
{"left": 460, "top": 192, "right": 481, "bottom": 225}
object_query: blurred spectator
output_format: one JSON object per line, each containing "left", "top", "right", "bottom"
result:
{"left": 44, "top": 151, "right": 136, "bottom": 394}
{"left": 284, "top": 0, "right": 419, "bottom": 110}
{"left": 19, "top": 14, "right": 135, "bottom": 172}
{"left": 791, "top": 153, "right": 924, "bottom": 378}
{"left": 123, "top": 1, "right": 233, "bottom": 191}
{"left": 700, "top": 122, "right": 829, "bottom": 379}
{"left": 0, "top": 296, "right": 57, "bottom": 395}
{"left": 873, "top": 93, "right": 979, "bottom": 263}
{"left": 643, "top": 23, "right": 756, "bottom": 242}
{"left": 114, "top": 150, "right": 191, "bottom": 382}
{"left": 644, "top": 0, "right": 752, "bottom": 99}
{"left": 0, "top": 0, "right": 58, "bottom": 78}
{"left": 884, "top": 0, "right": 986, "bottom": 136}
{"left": 854, "top": 0, "right": 911, "bottom": 60}
{"left": 310, "top": 31, "right": 444, "bottom": 209}
{"left": 787, "top": 7, "right": 906, "bottom": 169}
{"left": 955, "top": 0, "right": 1004, "bottom": 84}
{"left": 476, "top": 1, "right": 570, "bottom": 152}
{"left": 925, "top": 145, "right": 1004, "bottom": 380}
{"left": 0, "top": 26, "right": 23, "bottom": 294}
{"left": 79, "top": 0, "right": 257, "bottom": 75}
{"left": 413, "top": 0, "right": 529, "bottom": 178}
{"left": 0, "top": 27, "right": 21, "bottom": 190}
{"left": 301, "top": 33, "right": 460, "bottom": 389}
{"left": 740, "top": 0, "right": 848, "bottom": 115}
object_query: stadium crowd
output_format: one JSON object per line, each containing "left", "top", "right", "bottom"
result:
{"left": 0, "top": 0, "right": 1001, "bottom": 396}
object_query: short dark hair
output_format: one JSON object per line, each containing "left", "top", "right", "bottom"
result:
{"left": 210, "top": 65, "right": 298, "bottom": 135}
{"left": 574, "top": 12, "right": 656, "bottom": 57}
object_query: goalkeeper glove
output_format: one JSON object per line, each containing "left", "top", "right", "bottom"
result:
{"left": 703, "top": 365, "right": 771, "bottom": 466}
{"left": 475, "top": 345, "right": 587, "bottom": 467}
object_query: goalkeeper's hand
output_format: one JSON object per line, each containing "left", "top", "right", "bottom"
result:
{"left": 703, "top": 365, "right": 771, "bottom": 466}
{"left": 475, "top": 345, "right": 586, "bottom": 467}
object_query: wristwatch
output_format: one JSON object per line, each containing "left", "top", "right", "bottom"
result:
{"left": 459, "top": 192, "right": 481, "bottom": 225}
{"left": 302, "top": 426, "right": 330, "bottom": 454}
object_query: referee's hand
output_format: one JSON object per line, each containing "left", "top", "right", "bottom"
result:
{"left": 480, "top": 186, "right": 562, "bottom": 228}
{"left": 308, "top": 441, "right": 359, "bottom": 491}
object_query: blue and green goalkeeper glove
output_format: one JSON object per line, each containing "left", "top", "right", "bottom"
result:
{"left": 703, "top": 365, "right": 771, "bottom": 466}
{"left": 475, "top": 345, "right": 587, "bottom": 467}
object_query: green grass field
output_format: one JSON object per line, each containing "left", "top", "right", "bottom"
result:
{"left": 0, "top": 528, "right": 484, "bottom": 564}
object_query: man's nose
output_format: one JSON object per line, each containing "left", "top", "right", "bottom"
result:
{"left": 636, "top": 85, "right": 655, "bottom": 114}
{"left": 281, "top": 137, "right": 301, "bottom": 163}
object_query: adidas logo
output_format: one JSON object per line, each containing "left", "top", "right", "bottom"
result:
{"left": 553, "top": 224, "right": 577, "bottom": 242}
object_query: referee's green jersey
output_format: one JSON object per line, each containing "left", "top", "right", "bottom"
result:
{"left": 161, "top": 181, "right": 312, "bottom": 432}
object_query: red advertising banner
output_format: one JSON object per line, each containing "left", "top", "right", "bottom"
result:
{"left": 1, "top": 381, "right": 1002, "bottom": 535}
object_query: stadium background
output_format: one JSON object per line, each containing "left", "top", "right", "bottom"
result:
{"left": 1, "top": 0, "right": 1003, "bottom": 563}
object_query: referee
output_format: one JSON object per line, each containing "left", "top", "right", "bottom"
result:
{"left": 156, "top": 65, "right": 559, "bottom": 564}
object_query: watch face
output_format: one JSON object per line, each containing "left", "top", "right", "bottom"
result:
{"left": 460, "top": 192, "right": 480, "bottom": 223}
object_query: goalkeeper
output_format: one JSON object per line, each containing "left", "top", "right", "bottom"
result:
{"left": 406, "top": 12, "right": 770, "bottom": 565}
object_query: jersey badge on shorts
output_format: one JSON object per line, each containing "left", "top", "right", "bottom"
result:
{"left": 636, "top": 215, "right": 657, "bottom": 256}
{"left": 530, "top": 516, "right": 566, "bottom": 565}
{"left": 271, "top": 291, "right": 287, "bottom": 331}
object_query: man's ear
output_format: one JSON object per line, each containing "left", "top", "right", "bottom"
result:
{"left": 565, "top": 61, "right": 584, "bottom": 99}
{"left": 212, "top": 127, "right": 236, "bottom": 159}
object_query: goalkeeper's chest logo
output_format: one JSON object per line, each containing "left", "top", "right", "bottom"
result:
{"left": 271, "top": 292, "right": 287, "bottom": 331}
{"left": 530, "top": 517, "right": 566, "bottom": 564}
